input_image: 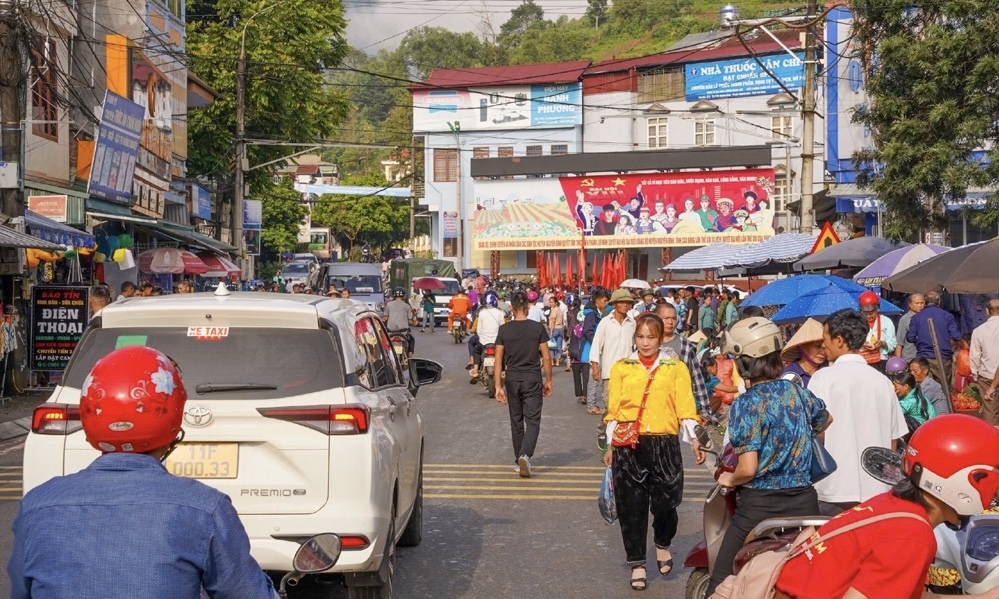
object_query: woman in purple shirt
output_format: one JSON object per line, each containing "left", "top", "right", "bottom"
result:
{"left": 779, "top": 318, "right": 827, "bottom": 387}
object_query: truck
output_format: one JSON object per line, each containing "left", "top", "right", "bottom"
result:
{"left": 388, "top": 259, "right": 457, "bottom": 294}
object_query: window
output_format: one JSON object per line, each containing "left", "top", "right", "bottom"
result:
{"left": 526, "top": 251, "right": 538, "bottom": 268}
{"left": 354, "top": 317, "right": 398, "bottom": 388}
{"left": 774, "top": 169, "right": 793, "bottom": 212}
{"left": 695, "top": 120, "right": 715, "bottom": 146}
{"left": 637, "top": 66, "right": 685, "bottom": 103}
{"left": 526, "top": 145, "right": 542, "bottom": 157}
{"left": 443, "top": 237, "right": 458, "bottom": 257}
{"left": 472, "top": 147, "right": 490, "bottom": 159}
{"left": 771, "top": 115, "right": 793, "bottom": 140}
{"left": 550, "top": 144, "right": 568, "bottom": 155}
{"left": 647, "top": 117, "right": 668, "bottom": 149}
{"left": 433, "top": 148, "right": 457, "bottom": 182}
{"left": 30, "top": 37, "right": 58, "bottom": 140}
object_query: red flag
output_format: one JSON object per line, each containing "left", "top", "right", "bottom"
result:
{"left": 578, "top": 249, "right": 585, "bottom": 290}
{"left": 536, "top": 251, "right": 545, "bottom": 287}
{"left": 592, "top": 256, "right": 599, "bottom": 288}
{"left": 565, "top": 254, "right": 573, "bottom": 289}
{"left": 618, "top": 249, "right": 627, "bottom": 287}
{"left": 602, "top": 254, "right": 613, "bottom": 289}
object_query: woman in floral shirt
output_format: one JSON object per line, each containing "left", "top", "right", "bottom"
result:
{"left": 602, "top": 313, "right": 703, "bottom": 591}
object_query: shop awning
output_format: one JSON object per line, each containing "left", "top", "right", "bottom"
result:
{"left": 830, "top": 185, "right": 995, "bottom": 213}
{"left": 141, "top": 222, "right": 238, "bottom": 254}
{"left": 0, "top": 223, "right": 65, "bottom": 250}
{"left": 25, "top": 210, "right": 96, "bottom": 248}
{"left": 86, "top": 198, "right": 158, "bottom": 224}
{"left": 197, "top": 252, "right": 241, "bottom": 277}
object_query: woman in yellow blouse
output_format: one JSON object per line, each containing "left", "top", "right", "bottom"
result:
{"left": 602, "top": 312, "right": 704, "bottom": 591}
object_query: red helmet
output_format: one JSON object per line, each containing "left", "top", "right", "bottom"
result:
{"left": 80, "top": 346, "right": 187, "bottom": 453}
{"left": 858, "top": 290, "right": 880, "bottom": 312}
{"left": 903, "top": 414, "right": 999, "bottom": 516}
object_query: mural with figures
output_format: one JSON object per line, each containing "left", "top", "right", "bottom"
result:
{"left": 470, "top": 168, "right": 776, "bottom": 250}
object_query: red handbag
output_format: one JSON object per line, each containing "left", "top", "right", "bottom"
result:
{"left": 610, "top": 370, "right": 656, "bottom": 449}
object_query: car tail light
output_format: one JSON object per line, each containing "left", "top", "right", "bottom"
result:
{"left": 339, "top": 535, "right": 370, "bottom": 550}
{"left": 484, "top": 346, "right": 496, "bottom": 356}
{"left": 31, "top": 404, "right": 82, "bottom": 435}
{"left": 257, "top": 405, "right": 370, "bottom": 435}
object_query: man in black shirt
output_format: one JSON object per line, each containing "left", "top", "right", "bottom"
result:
{"left": 684, "top": 286, "right": 700, "bottom": 334}
{"left": 495, "top": 291, "right": 553, "bottom": 478}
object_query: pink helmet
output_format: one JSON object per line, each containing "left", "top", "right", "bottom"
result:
{"left": 527, "top": 290, "right": 539, "bottom": 302}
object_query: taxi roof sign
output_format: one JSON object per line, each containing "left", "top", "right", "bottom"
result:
{"left": 809, "top": 222, "right": 841, "bottom": 255}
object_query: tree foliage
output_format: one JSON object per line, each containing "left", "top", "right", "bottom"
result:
{"left": 260, "top": 178, "right": 308, "bottom": 253}
{"left": 852, "top": 0, "right": 999, "bottom": 240}
{"left": 310, "top": 174, "right": 410, "bottom": 251}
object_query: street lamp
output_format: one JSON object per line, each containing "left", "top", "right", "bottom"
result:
{"left": 233, "top": 0, "right": 293, "bottom": 279}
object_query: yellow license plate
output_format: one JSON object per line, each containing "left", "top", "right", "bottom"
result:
{"left": 165, "top": 443, "right": 238, "bottom": 479}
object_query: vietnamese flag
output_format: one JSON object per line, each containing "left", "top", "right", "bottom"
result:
{"left": 565, "top": 254, "right": 573, "bottom": 289}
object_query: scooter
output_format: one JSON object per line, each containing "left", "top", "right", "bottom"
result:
{"left": 863, "top": 447, "right": 999, "bottom": 595}
{"left": 481, "top": 343, "right": 497, "bottom": 399}
{"left": 388, "top": 329, "right": 412, "bottom": 366}
{"left": 452, "top": 315, "right": 468, "bottom": 344}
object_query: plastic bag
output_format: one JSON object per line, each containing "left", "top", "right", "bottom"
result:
{"left": 598, "top": 466, "right": 617, "bottom": 525}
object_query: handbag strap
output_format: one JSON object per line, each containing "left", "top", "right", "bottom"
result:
{"left": 635, "top": 368, "right": 657, "bottom": 429}
{"left": 787, "top": 511, "right": 929, "bottom": 561}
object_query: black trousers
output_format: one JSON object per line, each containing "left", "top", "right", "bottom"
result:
{"left": 706, "top": 485, "right": 819, "bottom": 596}
{"left": 571, "top": 363, "right": 589, "bottom": 397}
{"left": 505, "top": 378, "right": 544, "bottom": 460}
{"left": 612, "top": 434, "right": 684, "bottom": 565}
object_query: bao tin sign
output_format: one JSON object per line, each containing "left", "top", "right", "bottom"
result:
{"left": 31, "top": 286, "right": 90, "bottom": 371}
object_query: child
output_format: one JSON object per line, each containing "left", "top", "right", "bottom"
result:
{"left": 700, "top": 354, "right": 739, "bottom": 414}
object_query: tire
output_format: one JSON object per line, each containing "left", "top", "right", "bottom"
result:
{"left": 347, "top": 510, "right": 396, "bottom": 599}
{"left": 685, "top": 567, "right": 710, "bottom": 599}
{"left": 484, "top": 372, "right": 495, "bottom": 399}
{"left": 398, "top": 459, "right": 423, "bottom": 547}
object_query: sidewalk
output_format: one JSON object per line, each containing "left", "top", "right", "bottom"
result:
{"left": 0, "top": 390, "right": 51, "bottom": 443}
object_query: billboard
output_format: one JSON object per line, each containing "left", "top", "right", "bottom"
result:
{"left": 413, "top": 83, "right": 583, "bottom": 132}
{"left": 88, "top": 91, "right": 144, "bottom": 205}
{"left": 442, "top": 211, "right": 459, "bottom": 239}
{"left": 686, "top": 53, "right": 805, "bottom": 101}
{"left": 191, "top": 183, "right": 212, "bottom": 220}
{"left": 470, "top": 169, "right": 776, "bottom": 250}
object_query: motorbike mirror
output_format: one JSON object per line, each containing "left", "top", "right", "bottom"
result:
{"left": 694, "top": 425, "right": 714, "bottom": 452}
{"left": 861, "top": 447, "right": 906, "bottom": 486}
{"left": 292, "top": 534, "right": 342, "bottom": 573}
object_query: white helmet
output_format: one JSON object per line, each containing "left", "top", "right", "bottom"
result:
{"left": 723, "top": 317, "right": 784, "bottom": 358}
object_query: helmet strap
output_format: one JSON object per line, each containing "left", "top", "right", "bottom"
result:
{"left": 160, "top": 429, "right": 186, "bottom": 462}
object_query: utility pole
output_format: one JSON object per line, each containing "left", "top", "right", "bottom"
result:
{"left": 233, "top": 41, "right": 246, "bottom": 269}
{"left": 799, "top": 0, "right": 818, "bottom": 233}
{"left": 447, "top": 121, "right": 463, "bottom": 270}
{"left": 408, "top": 137, "right": 416, "bottom": 251}
{"left": 0, "top": 1, "right": 24, "bottom": 220}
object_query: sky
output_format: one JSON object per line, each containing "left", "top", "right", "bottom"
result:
{"left": 344, "top": 0, "right": 582, "bottom": 53}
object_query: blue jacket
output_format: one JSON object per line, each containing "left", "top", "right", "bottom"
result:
{"left": 580, "top": 303, "right": 602, "bottom": 363}
{"left": 906, "top": 305, "right": 961, "bottom": 359}
{"left": 9, "top": 453, "right": 277, "bottom": 599}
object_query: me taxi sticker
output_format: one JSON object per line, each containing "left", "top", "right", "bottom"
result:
{"left": 187, "top": 326, "right": 230, "bottom": 339}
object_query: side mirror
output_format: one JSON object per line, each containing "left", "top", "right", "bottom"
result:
{"left": 410, "top": 358, "right": 443, "bottom": 386}
{"left": 292, "top": 533, "right": 342, "bottom": 573}
{"left": 861, "top": 446, "right": 905, "bottom": 486}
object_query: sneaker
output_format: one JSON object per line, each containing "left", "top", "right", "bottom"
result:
{"left": 517, "top": 455, "right": 532, "bottom": 478}
{"left": 577, "top": 395, "right": 586, "bottom": 404}
{"left": 420, "top": 328, "right": 425, "bottom": 333}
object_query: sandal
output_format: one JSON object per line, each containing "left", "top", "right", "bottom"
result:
{"left": 630, "top": 565, "right": 647, "bottom": 591}
{"left": 587, "top": 407, "right": 603, "bottom": 415}
{"left": 656, "top": 548, "right": 673, "bottom": 576}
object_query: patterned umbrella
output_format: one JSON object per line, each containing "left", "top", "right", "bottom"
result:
{"left": 852, "top": 244, "right": 950, "bottom": 288}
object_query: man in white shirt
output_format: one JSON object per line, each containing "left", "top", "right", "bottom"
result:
{"left": 589, "top": 289, "right": 637, "bottom": 417}
{"left": 527, "top": 297, "right": 545, "bottom": 323}
{"left": 972, "top": 299, "right": 999, "bottom": 425}
{"left": 469, "top": 294, "right": 507, "bottom": 379}
{"left": 807, "top": 308, "right": 907, "bottom": 516}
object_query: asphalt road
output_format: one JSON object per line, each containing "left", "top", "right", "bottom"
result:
{"left": 0, "top": 328, "right": 710, "bottom": 599}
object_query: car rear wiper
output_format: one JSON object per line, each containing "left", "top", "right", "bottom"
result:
{"left": 195, "top": 383, "right": 278, "bottom": 394}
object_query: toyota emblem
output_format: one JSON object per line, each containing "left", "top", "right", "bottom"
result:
{"left": 184, "top": 406, "right": 214, "bottom": 427}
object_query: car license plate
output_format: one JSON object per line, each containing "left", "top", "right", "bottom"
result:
{"left": 165, "top": 443, "right": 238, "bottom": 479}
{"left": 483, "top": 357, "right": 495, "bottom": 367}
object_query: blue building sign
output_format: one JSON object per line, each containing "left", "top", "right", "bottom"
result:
{"left": 191, "top": 183, "right": 212, "bottom": 220}
{"left": 530, "top": 83, "right": 582, "bottom": 127}
{"left": 87, "top": 91, "right": 145, "bottom": 205}
{"left": 685, "top": 52, "right": 806, "bottom": 101}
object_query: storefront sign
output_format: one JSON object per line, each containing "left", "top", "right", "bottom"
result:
{"left": 192, "top": 183, "right": 212, "bottom": 220}
{"left": 442, "top": 211, "right": 459, "bottom": 239}
{"left": 88, "top": 91, "right": 144, "bottom": 205}
{"left": 470, "top": 169, "right": 776, "bottom": 250}
{"left": 30, "top": 286, "right": 90, "bottom": 371}
{"left": 27, "top": 195, "right": 68, "bottom": 222}
{"left": 685, "top": 53, "right": 805, "bottom": 101}
{"left": 413, "top": 83, "right": 583, "bottom": 132}
{"left": 243, "top": 200, "right": 262, "bottom": 228}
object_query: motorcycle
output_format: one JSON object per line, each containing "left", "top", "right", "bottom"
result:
{"left": 481, "top": 343, "right": 497, "bottom": 399}
{"left": 684, "top": 426, "right": 827, "bottom": 599}
{"left": 863, "top": 447, "right": 999, "bottom": 595}
{"left": 452, "top": 315, "right": 468, "bottom": 344}
{"left": 388, "top": 329, "right": 411, "bottom": 365}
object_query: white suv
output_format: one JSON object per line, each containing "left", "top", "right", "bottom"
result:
{"left": 22, "top": 289, "right": 441, "bottom": 599}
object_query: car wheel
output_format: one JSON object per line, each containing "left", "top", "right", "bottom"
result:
{"left": 347, "top": 513, "right": 396, "bottom": 599}
{"left": 398, "top": 460, "right": 423, "bottom": 547}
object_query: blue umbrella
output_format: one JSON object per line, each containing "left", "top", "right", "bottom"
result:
{"left": 741, "top": 274, "right": 867, "bottom": 307}
{"left": 771, "top": 286, "right": 903, "bottom": 324}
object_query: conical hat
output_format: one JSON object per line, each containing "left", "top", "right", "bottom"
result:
{"left": 780, "top": 318, "right": 824, "bottom": 362}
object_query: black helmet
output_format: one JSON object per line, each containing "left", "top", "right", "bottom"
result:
{"left": 393, "top": 287, "right": 406, "bottom": 298}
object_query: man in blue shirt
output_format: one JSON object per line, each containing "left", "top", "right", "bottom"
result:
{"left": 8, "top": 346, "right": 277, "bottom": 599}
{"left": 906, "top": 290, "right": 962, "bottom": 386}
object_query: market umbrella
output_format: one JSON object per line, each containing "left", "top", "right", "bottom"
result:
{"left": 852, "top": 244, "right": 950, "bottom": 288}
{"left": 197, "top": 252, "right": 241, "bottom": 278}
{"left": 883, "top": 239, "right": 999, "bottom": 293}
{"left": 793, "top": 236, "right": 908, "bottom": 272}
{"left": 412, "top": 277, "right": 446, "bottom": 291}
{"left": 137, "top": 248, "right": 209, "bottom": 275}
{"left": 620, "top": 278, "right": 649, "bottom": 289}
{"left": 771, "top": 286, "right": 903, "bottom": 325}
{"left": 741, "top": 274, "right": 867, "bottom": 308}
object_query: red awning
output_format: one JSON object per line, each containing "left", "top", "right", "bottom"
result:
{"left": 197, "top": 253, "right": 241, "bottom": 277}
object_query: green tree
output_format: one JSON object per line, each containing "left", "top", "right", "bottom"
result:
{"left": 851, "top": 0, "right": 999, "bottom": 239}
{"left": 499, "top": 0, "right": 548, "bottom": 52}
{"left": 310, "top": 174, "right": 410, "bottom": 251}
{"left": 398, "top": 27, "right": 484, "bottom": 80}
{"left": 585, "top": 0, "right": 608, "bottom": 26}
{"left": 185, "top": 0, "right": 350, "bottom": 189}
{"left": 259, "top": 178, "right": 307, "bottom": 254}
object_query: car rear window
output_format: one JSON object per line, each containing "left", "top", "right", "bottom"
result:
{"left": 63, "top": 327, "right": 344, "bottom": 400}
{"left": 326, "top": 275, "right": 382, "bottom": 294}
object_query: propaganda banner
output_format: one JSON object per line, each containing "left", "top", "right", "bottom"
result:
{"left": 470, "top": 168, "right": 776, "bottom": 251}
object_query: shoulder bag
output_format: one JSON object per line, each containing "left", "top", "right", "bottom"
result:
{"left": 809, "top": 408, "right": 837, "bottom": 484}
{"left": 710, "top": 511, "right": 929, "bottom": 599}
{"left": 610, "top": 369, "right": 656, "bottom": 449}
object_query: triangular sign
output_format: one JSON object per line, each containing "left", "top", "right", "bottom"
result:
{"left": 809, "top": 222, "right": 841, "bottom": 254}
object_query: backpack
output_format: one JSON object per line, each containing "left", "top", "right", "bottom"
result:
{"left": 709, "top": 511, "right": 928, "bottom": 599}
